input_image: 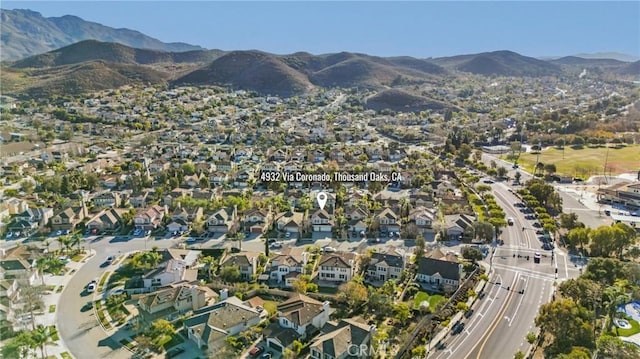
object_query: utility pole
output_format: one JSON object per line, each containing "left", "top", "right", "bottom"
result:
{"left": 603, "top": 146, "right": 610, "bottom": 185}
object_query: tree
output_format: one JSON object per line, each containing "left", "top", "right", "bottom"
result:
{"left": 557, "top": 347, "right": 591, "bottom": 359}
{"left": 603, "top": 280, "right": 630, "bottom": 332}
{"left": 544, "top": 163, "right": 557, "bottom": 175}
{"left": 411, "top": 346, "right": 427, "bottom": 358}
{"left": 526, "top": 332, "right": 537, "bottom": 345}
{"left": 496, "top": 166, "right": 508, "bottom": 178}
{"left": 337, "top": 279, "right": 368, "bottom": 309}
{"left": 514, "top": 351, "right": 525, "bottom": 359}
{"left": 462, "top": 246, "right": 483, "bottom": 262}
{"left": 472, "top": 221, "right": 495, "bottom": 242}
{"left": 393, "top": 302, "right": 411, "bottom": 324}
{"left": 559, "top": 213, "right": 583, "bottom": 231}
{"left": 514, "top": 171, "right": 522, "bottom": 183}
{"left": 18, "top": 285, "right": 45, "bottom": 330}
{"left": 567, "top": 227, "right": 591, "bottom": 253}
{"left": 535, "top": 299, "right": 594, "bottom": 355}
{"left": 32, "top": 325, "right": 57, "bottom": 358}
{"left": 597, "top": 335, "right": 640, "bottom": 359}
{"left": 558, "top": 278, "right": 602, "bottom": 309}
{"left": 220, "top": 265, "right": 241, "bottom": 283}
{"left": 589, "top": 224, "right": 637, "bottom": 259}
{"left": 415, "top": 235, "right": 425, "bottom": 255}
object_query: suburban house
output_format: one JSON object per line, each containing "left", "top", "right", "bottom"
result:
{"left": 318, "top": 251, "right": 358, "bottom": 283}
{"left": 206, "top": 207, "right": 238, "bottom": 234}
{"left": 311, "top": 209, "right": 333, "bottom": 232}
{"left": 86, "top": 208, "right": 123, "bottom": 233}
{"left": 0, "top": 246, "right": 40, "bottom": 285}
{"left": 276, "top": 211, "right": 305, "bottom": 234}
{"left": 92, "top": 191, "right": 123, "bottom": 208}
{"left": 416, "top": 256, "right": 463, "bottom": 292}
{"left": 124, "top": 249, "right": 200, "bottom": 294}
{"left": 14, "top": 207, "right": 53, "bottom": 227}
{"left": 409, "top": 206, "right": 437, "bottom": 229}
{"left": 134, "top": 205, "right": 167, "bottom": 231}
{"left": 50, "top": 206, "right": 87, "bottom": 231}
{"left": 375, "top": 208, "right": 400, "bottom": 234}
{"left": 309, "top": 319, "right": 375, "bottom": 359}
{"left": 264, "top": 294, "right": 331, "bottom": 353}
{"left": 184, "top": 296, "right": 261, "bottom": 352}
{"left": 166, "top": 219, "right": 189, "bottom": 234}
{"left": 219, "top": 251, "right": 259, "bottom": 281}
{"left": 269, "top": 251, "right": 308, "bottom": 287}
{"left": 137, "top": 283, "right": 217, "bottom": 315}
{"left": 443, "top": 214, "right": 476, "bottom": 239}
{"left": 243, "top": 208, "right": 272, "bottom": 234}
{"left": 366, "top": 251, "right": 405, "bottom": 283}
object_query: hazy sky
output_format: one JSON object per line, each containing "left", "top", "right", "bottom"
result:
{"left": 3, "top": 1, "right": 639, "bottom": 58}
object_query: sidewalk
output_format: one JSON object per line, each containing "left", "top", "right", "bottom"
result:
{"left": 37, "top": 249, "right": 96, "bottom": 359}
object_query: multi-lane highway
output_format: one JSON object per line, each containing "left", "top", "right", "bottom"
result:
{"left": 429, "top": 180, "right": 581, "bottom": 359}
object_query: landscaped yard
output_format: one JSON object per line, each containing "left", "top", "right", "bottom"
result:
{"left": 413, "top": 291, "right": 445, "bottom": 311}
{"left": 616, "top": 318, "right": 640, "bottom": 337}
{"left": 512, "top": 145, "right": 640, "bottom": 177}
{"left": 262, "top": 300, "right": 278, "bottom": 315}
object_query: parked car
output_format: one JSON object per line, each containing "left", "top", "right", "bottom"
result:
{"left": 81, "top": 301, "right": 94, "bottom": 312}
{"left": 106, "top": 256, "right": 115, "bottom": 264}
{"left": 322, "top": 246, "right": 337, "bottom": 253}
{"left": 86, "top": 283, "right": 96, "bottom": 293}
{"left": 249, "top": 346, "right": 264, "bottom": 357}
{"left": 451, "top": 321, "right": 465, "bottom": 335}
{"left": 261, "top": 353, "right": 272, "bottom": 359}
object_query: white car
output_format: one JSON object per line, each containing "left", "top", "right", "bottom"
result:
{"left": 56, "top": 230, "right": 62, "bottom": 236}
{"left": 322, "top": 246, "right": 337, "bottom": 253}
{"left": 86, "top": 283, "right": 96, "bottom": 293}
{"left": 5, "top": 232, "right": 12, "bottom": 239}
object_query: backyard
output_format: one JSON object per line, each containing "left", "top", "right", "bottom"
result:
{"left": 511, "top": 145, "right": 640, "bottom": 177}
{"left": 413, "top": 291, "right": 446, "bottom": 312}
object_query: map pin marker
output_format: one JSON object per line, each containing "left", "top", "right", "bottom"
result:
{"left": 316, "top": 192, "right": 328, "bottom": 210}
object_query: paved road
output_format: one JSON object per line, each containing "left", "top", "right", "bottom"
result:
{"left": 429, "top": 177, "right": 581, "bottom": 359}
{"left": 57, "top": 235, "right": 180, "bottom": 359}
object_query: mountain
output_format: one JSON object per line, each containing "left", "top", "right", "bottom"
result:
{"left": 434, "top": 50, "right": 562, "bottom": 77}
{"left": 12, "top": 40, "right": 222, "bottom": 68}
{"left": 1, "top": 9, "right": 203, "bottom": 61}
{"left": 8, "top": 60, "right": 169, "bottom": 97}
{"left": 174, "top": 51, "right": 315, "bottom": 96}
{"left": 365, "top": 89, "right": 459, "bottom": 113}
{"left": 618, "top": 61, "right": 640, "bottom": 76}
{"left": 572, "top": 52, "right": 639, "bottom": 63}
{"left": 549, "top": 56, "right": 626, "bottom": 67}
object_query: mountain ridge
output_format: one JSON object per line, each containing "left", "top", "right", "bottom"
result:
{"left": 1, "top": 8, "right": 203, "bottom": 61}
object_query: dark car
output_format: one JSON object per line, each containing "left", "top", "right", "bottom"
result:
{"left": 165, "top": 347, "right": 185, "bottom": 358}
{"left": 435, "top": 342, "right": 447, "bottom": 350}
{"left": 81, "top": 301, "right": 94, "bottom": 312}
{"left": 451, "top": 322, "right": 465, "bottom": 335}
{"left": 464, "top": 309, "right": 475, "bottom": 318}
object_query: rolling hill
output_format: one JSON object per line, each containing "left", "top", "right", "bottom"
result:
{"left": 365, "top": 89, "right": 459, "bottom": 113}
{"left": 15, "top": 60, "right": 169, "bottom": 97}
{"left": 434, "top": 50, "right": 562, "bottom": 77}
{"left": 1, "top": 9, "right": 203, "bottom": 61}
{"left": 174, "top": 51, "right": 315, "bottom": 96}
{"left": 12, "top": 40, "right": 222, "bottom": 68}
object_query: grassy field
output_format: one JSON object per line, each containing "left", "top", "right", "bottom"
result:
{"left": 413, "top": 291, "right": 445, "bottom": 311}
{"left": 510, "top": 145, "right": 640, "bottom": 177}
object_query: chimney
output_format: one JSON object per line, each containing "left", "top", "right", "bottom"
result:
{"left": 322, "top": 301, "right": 330, "bottom": 312}
{"left": 220, "top": 288, "right": 229, "bottom": 300}
{"left": 369, "top": 324, "right": 376, "bottom": 334}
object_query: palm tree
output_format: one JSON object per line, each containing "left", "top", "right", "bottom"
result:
{"left": 32, "top": 325, "right": 57, "bottom": 359}
{"left": 56, "top": 235, "right": 71, "bottom": 255}
{"left": 604, "top": 280, "right": 631, "bottom": 332}
{"left": 70, "top": 233, "right": 81, "bottom": 253}
{"left": 35, "top": 257, "right": 48, "bottom": 285}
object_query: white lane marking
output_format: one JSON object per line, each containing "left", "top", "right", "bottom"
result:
{"left": 508, "top": 276, "right": 528, "bottom": 327}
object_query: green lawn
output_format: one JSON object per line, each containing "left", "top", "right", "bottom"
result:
{"left": 616, "top": 319, "right": 640, "bottom": 337}
{"left": 318, "top": 286, "right": 339, "bottom": 294}
{"left": 60, "top": 352, "right": 72, "bottom": 359}
{"left": 413, "top": 291, "right": 445, "bottom": 311}
{"left": 511, "top": 145, "right": 640, "bottom": 177}
{"left": 71, "top": 252, "right": 86, "bottom": 262}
